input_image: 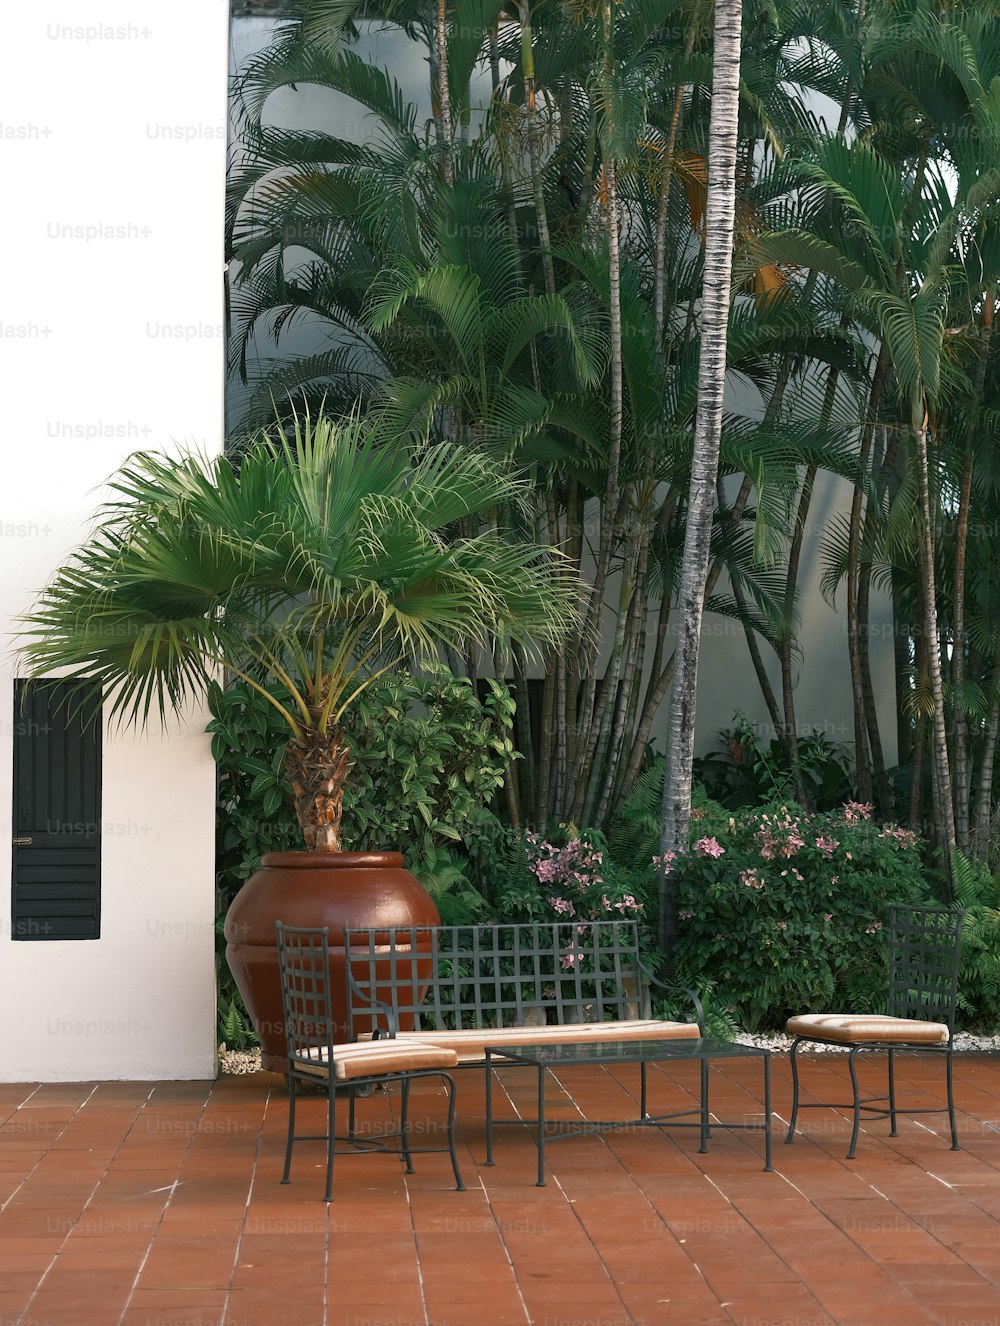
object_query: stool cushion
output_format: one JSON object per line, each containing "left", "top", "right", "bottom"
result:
{"left": 786, "top": 1013, "right": 949, "bottom": 1046}
{"left": 290, "top": 1040, "right": 460, "bottom": 1080}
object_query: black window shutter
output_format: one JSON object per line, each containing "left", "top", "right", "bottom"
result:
{"left": 11, "top": 680, "right": 102, "bottom": 940}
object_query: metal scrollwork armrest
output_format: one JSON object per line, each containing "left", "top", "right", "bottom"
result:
{"left": 345, "top": 966, "right": 399, "bottom": 1039}
{"left": 640, "top": 961, "right": 705, "bottom": 1035}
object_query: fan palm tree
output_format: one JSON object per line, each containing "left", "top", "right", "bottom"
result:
{"left": 17, "top": 411, "right": 580, "bottom": 852}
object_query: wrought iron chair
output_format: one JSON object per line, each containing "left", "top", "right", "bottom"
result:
{"left": 785, "top": 904, "right": 964, "bottom": 1159}
{"left": 275, "top": 922, "right": 466, "bottom": 1201}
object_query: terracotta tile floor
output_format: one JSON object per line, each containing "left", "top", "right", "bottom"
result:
{"left": 3, "top": 1052, "right": 1000, "bottom": 1325}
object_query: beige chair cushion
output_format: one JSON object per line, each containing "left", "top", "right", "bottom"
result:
{"left": 360, "top": 1019, "right": 701, "bottom": 1064}
{"left": 290, "top": 1040, "right": 460, "bottom": 1081}
{"left": 786, "top": 1013, "right": 949, "bottom": 1046}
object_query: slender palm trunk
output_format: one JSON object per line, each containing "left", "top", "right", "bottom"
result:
{"left": 659, "top": 0, "right": 743, "bottom": 952}
{"left": 654, "top": 22, "right": 697, "bottom": 342}
{"left": 516, "top": 0, "right": 555, "bottom": 297}
{"left": 435, "top": 0, "right": 453, "bottom": 187}
{"left": 573, "top": 0, "right": 625, "bottom": 797}
{"left": 951, "top": 309, "right": 992, "bottom": 848}
{"left": 847, "top": 345, "right": 889, "bottom": 803}
{"left": 972, "top": 642, "right": 1000, "bottom": 860}
{"left": 914, "top": 408, "right": 957, "bottom": 888}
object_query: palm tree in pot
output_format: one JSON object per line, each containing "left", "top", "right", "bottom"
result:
{"left": 18, "top": 410, "right": 580, "bottom": 1068}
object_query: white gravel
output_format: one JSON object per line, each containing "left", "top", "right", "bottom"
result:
{"left": 218, "top": 1030, "right": 1000, "bottom": 1075}
{"left": 218, "top": 1044, "right": 264, "bottom": 1074}
{"left": 733, "top": 1030, "right": 1000, "bottom": 1054}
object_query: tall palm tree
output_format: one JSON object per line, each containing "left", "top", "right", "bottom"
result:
{"left": 659, "top": 0, "right": 743, "bottom": 948}
{"left": 17, "top": 412, "right": 580, "bottom": 852}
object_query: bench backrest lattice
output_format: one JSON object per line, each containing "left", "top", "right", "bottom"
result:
{"left": 886, "top": 903, "right": 964, "bottom": 1029}
{"left": 345, "top": 921, "right": 654, "bottom": 1037}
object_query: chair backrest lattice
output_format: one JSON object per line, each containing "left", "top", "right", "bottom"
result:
{"left": 345, "top": 921, "right": 649, "bottom": 1035}
{"left": 887, "top": 904, "right": 964, "bottom": 1029}
{"left": 275, "top": 922, "right": 335, "bottom": 1059}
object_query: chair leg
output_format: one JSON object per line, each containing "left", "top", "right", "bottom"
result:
{"left": 324, "top": 1073, "right": 336, "bottom": 1203}
{"left": 400, "top": 1076, "right": 415, "bottom": 1174}
{"left": 887, "top": 1047, "right": 898, "bottom": 1136}
{"left": 785, "top": 1038, "right": 802, "bottom": 1144}
{"left": 847, "top": 1048, "right": 863, "bottom": 1160}
{"left": 348, "top": 1085, "right": 357, "bottom": 1140}
{"left": 946, "top": 1047, "right": 960, "bottom": 1150}
{"left": 441, "top": 1071, "right": 466, "bottom": 1192}
{"left": 281, "top": 1072, "right": 298, "bottom": 1184}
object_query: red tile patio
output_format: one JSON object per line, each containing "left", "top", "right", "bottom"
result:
{"left": 3, "top": 1052, "right": 1000, "bottom": 1326}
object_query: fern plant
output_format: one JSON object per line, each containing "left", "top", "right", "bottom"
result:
{"left": 950, "top": 851, "right": 1000, "bottom": 1032}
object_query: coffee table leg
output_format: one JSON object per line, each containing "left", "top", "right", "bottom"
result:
{"left": 699, "top": 1057, "right": 710, "bottom": 1153}
{"left": 485, "top": 1050, "right": 495, "bottom": 1167}
{"left": 763, "top": 1052, "right": 773, "bottom": 1172}
{"left": 535, "top": 1063, "right": 547, "bottom": 1187}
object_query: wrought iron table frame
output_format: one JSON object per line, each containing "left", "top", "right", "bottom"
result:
{"left": 484, "top": 1037, "right": 773, "bottom": 1186}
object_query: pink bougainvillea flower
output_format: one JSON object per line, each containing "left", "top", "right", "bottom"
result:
{"left": 815, "top": 836, "right": 839, "bottom": 855}
{"left": 653, "top": 850, "right": 681, "bottom": 872}
{"left": 548, "top": 897, "right": 575, "bottom": 916}
{"left": 694, "top": 836, "right": 725, "bottom": 859}
{"left": 879, "top": 826, "right": 918, "bottom": 848}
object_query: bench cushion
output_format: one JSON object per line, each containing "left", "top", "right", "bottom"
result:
{"left": 786, "top": 1013, "right": 949, "bottom": 1046}
{"left": 291, "top": 1040, "right": 461, "bottom": 1081}
{"left": 361, "top": 1019, "right": 700, "bottom": 1064}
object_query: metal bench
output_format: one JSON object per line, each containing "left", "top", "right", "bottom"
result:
{"left": 344, "top": 920, "right": 703, "bottom": 1061}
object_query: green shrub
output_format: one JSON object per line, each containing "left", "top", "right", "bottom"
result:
{"left": 663, "top": 798, "right": 932, "bottom": 1032}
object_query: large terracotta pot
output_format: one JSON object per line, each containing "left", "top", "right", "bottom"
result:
{"left": 224, "top": 850, "right": 440, "bottom": 1073}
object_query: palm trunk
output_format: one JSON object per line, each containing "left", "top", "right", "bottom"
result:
{"left": 595, "top": 501, "right": 655, "bottom": 825}
{"left": 660, "top": 0, "right": 742, "bottom": 953}
{"left": 283, "top": 728, "right": 352, "bottom": 852}
{"left": 516, "top": 0, "right": 555, "bottom": 297}
{"left": 950, "top": 440, "right": 974, "bottom": 850}
{"left": 776, "top": 310, "right": 845, "bottom": 795}
{"left": 914, "top": 407, "right": 957, "bottom": 889}
{"left": 574, "top": 2, "right": 625, "bottom": 785}
{"left": 847, "top": 345, "right": 889, "bottom": 803}
{"left": 435, "top": 0, "right": 453, "bottom": 187}
{"left": 574, "top": 524, "right": 642, "bottom": 826}
{"left": 654, "top": 26, "right": 697, "bottom": 343}
{"left": 513, "top": 644, "right": 536, "bottom": 817}
{"left": 618, "top": 592, "right": 674, "bottom": 806}
{"left": 951, "top": 309, "right": 992, "bottom": 848}
{"left": 971, "top": 643, "right": 1000, "bottom": 861}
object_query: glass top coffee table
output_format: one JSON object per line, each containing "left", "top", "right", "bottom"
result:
{"left": 483, "top": 1037, "right": 772, "bottom": 1185}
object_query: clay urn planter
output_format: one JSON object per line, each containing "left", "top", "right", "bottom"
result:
{"left": 225, "top": 850, "right": 439, "bottom": 1071}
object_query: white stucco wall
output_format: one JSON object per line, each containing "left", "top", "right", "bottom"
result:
{"left": 1, "top": 2, "right": 227, "bottom": 1080}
